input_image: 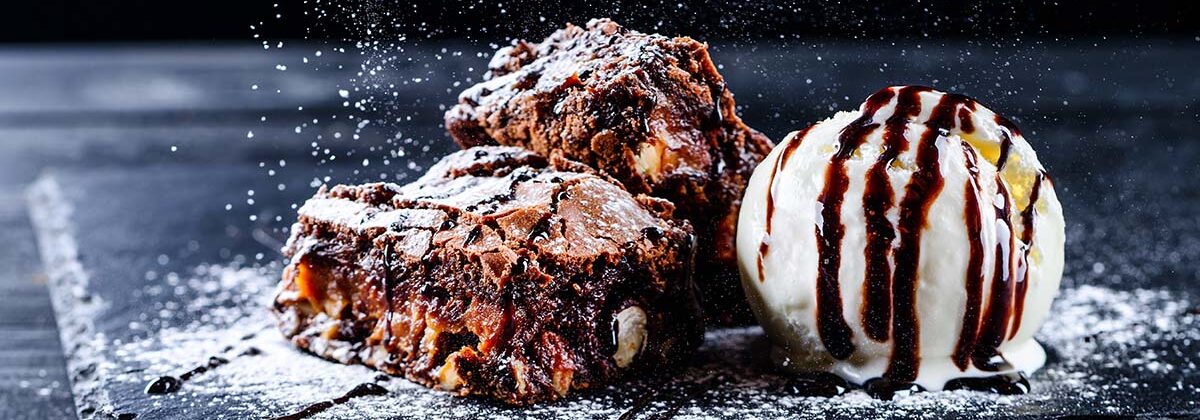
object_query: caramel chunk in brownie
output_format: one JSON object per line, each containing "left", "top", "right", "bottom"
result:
{"left": 273, "top": 146, "right": 703, "bottom": 405}
{"left": 445, "top": 19, "right": 772, "bottom": 323}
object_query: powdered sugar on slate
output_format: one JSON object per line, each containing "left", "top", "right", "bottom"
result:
{"left": 97, "top": 263, "right": 1199, "bottom": 418}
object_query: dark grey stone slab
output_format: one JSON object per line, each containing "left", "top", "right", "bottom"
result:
{"left": 10, "top": 40, "right": 1200, "bottom": 418}
{"left": 26, "top": 158, "right": 1200, "bottom": 419}
{"left": 0, "top": 192, "right": 75, "bottom": 420}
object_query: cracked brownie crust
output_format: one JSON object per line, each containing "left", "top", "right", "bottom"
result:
{"left": 272, "top": 146, "right": 704, "bottom": 405}
{"left": 445, "top": 19, "right": 772, "bottom": 323}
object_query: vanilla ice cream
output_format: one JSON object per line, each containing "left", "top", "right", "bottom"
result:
{"left": 737, "top": 86, "right": 1065, "bottom": 391}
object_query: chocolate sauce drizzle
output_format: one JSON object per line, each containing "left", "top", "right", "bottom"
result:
{"left": 144, "top": 345, "right": 263, "bottom": 395}
{"left": 953, "top": 142, "right": 987, "bottom": 371}
{"left": 272, "top": 383, "right": 389, "bottom": 420}
{"left": 860, "top": 86, "right": 926, "bottom": 342}
{"left": 1008, "top": 171, "right": 1046, "bottom": 338}
{"left": 885, "top": 92, "right": 962, "bottom": 381}
{"left": 971, "top": 178, "right": 1016, "bottom": 371}
{"left": 957, "top": 102, "right": 977, "bottom": 134}
{"left": 381, "top": 244, "right": 396, "bottom": 348}
{"left": 944, "top": 372, "right": 1031, "bottom": 395}
{"left": 813, "top": 88, "right": 895, "bottom": 360}
{"left": 756, "top": 126, "right": 812, "bottom": 283}
{"left": 759, "top": 86, "right": 1046, "bottom": 387}
{"left": 994, "top": 114, "right": 1022, "bottom": 171}
{"left": 996, "top": 131, "right": 1014, "bottom": 171}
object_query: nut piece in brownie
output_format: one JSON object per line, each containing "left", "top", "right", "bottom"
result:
{"left": 444, "top": 19, "right": 772, "bottom": 323}
{"left": 272, "top": 146, "right": 703, "bottom": 405}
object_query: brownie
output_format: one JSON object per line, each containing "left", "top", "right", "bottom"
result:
{"left": 272, "top": 146, "right": 704, "bottom": 405}
{"left": 444, "top": 19, "right": 772, "bottom": 323}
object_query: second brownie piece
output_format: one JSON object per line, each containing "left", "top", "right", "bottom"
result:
{"left": 273, "top": 146, "right": 703, "bottom": 405}
{"left": 445, "top": 19, "right": 772, "bottom": 323}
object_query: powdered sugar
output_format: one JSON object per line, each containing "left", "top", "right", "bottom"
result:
{"left": 85, "top": 263, "right": 1199, "bottom": 418}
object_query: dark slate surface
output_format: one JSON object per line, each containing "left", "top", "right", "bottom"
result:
{"left": 3, "top": 39, "right": 1200, "bottom": 418}
{"left": 0, "top": 190, "right": 75, "bottom": 420}
{"left": 0, "top": 44, "right": 363, "bottom": 420}
{"left": 24, "top": 159, "right": 1200, "bottom": 418}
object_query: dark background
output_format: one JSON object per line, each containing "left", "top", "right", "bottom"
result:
{"left": 4, "top": 0, "right": 1198, "bottom": 43}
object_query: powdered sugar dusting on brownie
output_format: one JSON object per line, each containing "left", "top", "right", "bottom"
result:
{"left": 273, "top": 146, "right": 703, "bottom": 405}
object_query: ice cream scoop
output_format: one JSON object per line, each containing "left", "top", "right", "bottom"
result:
{"left": 736, "top": 86, "right": 1064, "bottom": 392}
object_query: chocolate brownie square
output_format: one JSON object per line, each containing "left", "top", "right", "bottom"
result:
{"left": 273, "top": 146, "right": 703, "bottom": 405}
{"left": 445, "top": 19, "right": 772, "bottom": 323}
